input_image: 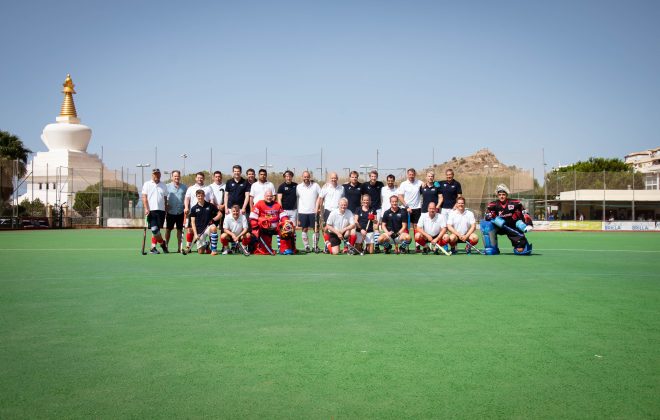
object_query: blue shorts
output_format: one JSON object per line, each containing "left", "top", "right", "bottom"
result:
{"left": 299, "top": 213, "right": 316, "bottom": 229}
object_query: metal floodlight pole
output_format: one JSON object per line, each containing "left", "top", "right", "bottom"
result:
{"left": 136, "top": 163, "right": 150, "bottom": 189}
{"left": 180, "top": 154, "right": 188, "bottom": 176}
{"left": 542, "top": 148, "right": 548, "bottom": 220}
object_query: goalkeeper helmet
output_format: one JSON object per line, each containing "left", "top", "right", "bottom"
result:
{"left": 495, "top": 184, "right": 510, "bottom": 195}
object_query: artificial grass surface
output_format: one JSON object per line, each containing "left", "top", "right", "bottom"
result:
{"left": 0, "top": 230, "right": 658, "bottom": 419}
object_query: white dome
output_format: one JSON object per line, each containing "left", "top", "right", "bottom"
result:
{"left": 41, "top": 122, "right": 92, "bottom": 152}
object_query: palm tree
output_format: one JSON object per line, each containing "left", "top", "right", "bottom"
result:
{"left": 0, "top": 130, "right": 32, "bottom": 203}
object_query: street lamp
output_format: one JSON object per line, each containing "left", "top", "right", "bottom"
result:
{"left": 359, "top": 164, "right": 374, "bottom": 178}
{"left": 136, "top": 163, "right": 151, "bottom": 187}
{"left": 180, "top": 154, "right": 188, "bottom": 176}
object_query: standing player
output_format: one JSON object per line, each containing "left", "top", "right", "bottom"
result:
{"left": 436, "top": 168, "right": 462, "bottom": 218}
{"left": 481, "top": 184, "right": 533, "bottom": 255}
{"left": 360, "top": 170, "right": 384, "bottom": 216}
{"left": 220, "top": 205, "right": 251, "bottom": 254}
{"left": 446, "top": 197, "right": 479, "bottom": 254}
{"left": 184, "top": 172, "right": 213, "bottom": 253}
{"left": 244, "top": 168, "right": 257, "bottom": 215}
{"left": 420, "top": 171, "right": 441, "bottom": 214}
{"left": 142, "top": 168, "right": 169, "bottom": 254}
{"left": 343, "top": 170, "right": 362, "bottom": 214}
{"left": 249, "top": 169, "right": 276, "bottom": 209}
{"left": 415, "top": 202, "right": 448, "bottom": 255}
{"left": 164, "top": 169, "right": 186, "bottom": 252}
{"left": 378, "top": 195, "right": 411, "bottom": 254}
{"left": 296, "top": 170, "right": 322, "bottom": 253}
{"left": 317, "top": 172, "right": 344, "bottom": 223}
{"left": 209, "top": 170, "right": 226, "bottom": 226}
{"left": 354, "top": 194, "right": 377, "bottom": 254}
{"left": 324, "top": 198, "right": 357, "bottom": 255}
{"left": 224, "top": 165, "right": 250, "bottom": 215}
{"left": 190, "top": 189, "right": 221, "bottom": 255}
{"left": 277, "top": 170, "right": 298, "bottom": 225}
{"left": 398, "top": 168, "right": 423, "bottom": 251}
{"left": 249, "top": 190, "right": 294, "bottom": 255}
{"left": 376, "top": 174, "right": 398, "bottom": 253}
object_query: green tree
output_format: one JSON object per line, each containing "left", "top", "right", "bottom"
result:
{"left": 545, "top": 157, "right": 643, "bottom": 196}
{"left": 0, "top": 130, "right": 33, "bottom": 203}
{"left": 73, "top": 182, "right": 138, "bottom": 216}
{"left": 19, "top": 198, "right": 46, "bottom": 216}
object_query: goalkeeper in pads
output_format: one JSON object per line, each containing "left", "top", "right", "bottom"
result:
{"left": 249, "top": 190, "right": 295, "bottom": 255}
{"left": 480, "top": 184, "right": 533, "bottom": 255}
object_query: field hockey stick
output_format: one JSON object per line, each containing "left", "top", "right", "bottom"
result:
{"left": 493, "top": 217, "right": 526, "bottom": 238}
{"left": 407, "top": 211, "right": 412, "bottom": 253}
{"left": 431, "top": 241, "right": 452, "bottom": 256}
{"left": 342, "top": 233, "right": 362, "bottom": 256}
{"left": 258, "top": 235, "right": 276, "bottom": 256}
{"left": 466, "top": 242, "right": 485, "bottom": 255}
{"left": 141, "top": 214, "right": 148, "bottom": 255}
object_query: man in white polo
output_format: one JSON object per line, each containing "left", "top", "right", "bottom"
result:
{"left": 317, "top": 172, "right": 344, "bottom": 223}
{"left": 447, "top": 196, "right": 479, "bottom": 254}
{"left": 249, "top": 168, "right": 276, "bottom": 209}
{"left": 296, "top": 170, "right": 322, "bottom": 252}
{"left": 142, "top": 168, "right": 169, "bottom": 254}
{"left": 415, "top": 202, "right": 448, "bottom": 255}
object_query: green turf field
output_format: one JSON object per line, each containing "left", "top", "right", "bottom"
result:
{"left": 0, "top": 230, "right": 658, "bottom": 419}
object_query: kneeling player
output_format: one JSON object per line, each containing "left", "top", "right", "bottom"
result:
{"left": 324, "top": 198, "right": 356, "bottom": 255}
{"left": 221, "top": 205, "right": 251, "bottom": 254}
{"left": 190, "top": 189, "right": 222, "bottom": 255}
{"left": 378, "top": 195, "right": 411, "bottom": 254}
{"left": 480, "top": 184, "right": 533, "bottom": 255}
{"left": 415, "top": 202, "right": 449, "bottom": 254}
{"left": 354, "top": 194, "right": 377, "bottom": 254}
{"left": 446, "top": 197, "right": 478, "bottom": 254}
{"left": 249, "top": 190, "right": 294, "bottom": 255}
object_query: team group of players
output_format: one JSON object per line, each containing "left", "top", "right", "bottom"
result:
{"left": 141, "top": 165, "right": 533, "bottom": 256}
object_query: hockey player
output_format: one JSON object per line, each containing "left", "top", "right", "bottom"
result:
{"left": 398, "top": 168, "right": 423, "bottom": 228}
{"left": 221, "top": 205, "right": 251, "bottom": 254}
{"left": 249, "top": 190, "right": 294, "bottom": 255}
{"left": 480, "top": 184, "right": 533, "bottom": 255}
{"left": 360, "top": 170, "right": 384, "bottom": 216}
{"left": 296, "top": 171, "right": 322, "bottom": 253}
{"left": 317, "top": 172, "right": 344, "bottom": 222}
{"left": 164, "top": 170, "right": 186, "bottom": 252}
{"left": 376, "top": 174, "right": 398, "bottom": 253}
{"left": 249, "top": 169, "right": 276, "bottom": 209}
{"left": 436, "top": 168, "right": 462, "bottom": 218}
{"left": 446, "top": 197, "right": 479, "bottom": 254}
{"left": 184, "top": 172, "right": 213, "bottom": 252}
{"left": 415, "top": 202, "right": 449, "bottom": 255}
{"left": 210, "top": 170, "right": 226, "bottom": 226}
{"left": 324, "top": 198, "right": 356, "bottom": 255}
{"left": 420, "top": 170, "right": 441, "bottom": 214}
{"left": 354, "top": 194, "right": 377, "bottom": 254}
{"left": 343, "top": 171, "right": 362, "bottom": 213}
{"left": 224, "top": 165, "right": 250, "bottom": 215}
{"left": 142, "top": 168, "right": 169, "bottom": 254}
{"left": 378, "top": 195, "right": 411, "bottom": 254}
{"left": 190, "top": 189, "right": 222, "bottom": 255}
{"left": 277, "top": 170, "right": 298, "bottom": 224}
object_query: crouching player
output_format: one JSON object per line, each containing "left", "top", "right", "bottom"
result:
{"left": 378, "top": 195, "right": 411, "bottom": 254}
{"left": 221, "top": 205, "right": 251, "bottom": 254}
{"left": 190, "top": 189, "right": 222, "bottom": 255}
{"left": 324, "top": 198, "right": 356, "bottom": 255}
{"left": 415, "top": 202, "right": 449, "bottom": 255}
{"left": 250, "top": 191, "right": 295, "bottom": 255}
{"left": 446, "top": 197, "right": 478, "bottom": 254}
{"left": 480, "top": 184, "right": 533, "bottom": 255}
{"left": 354, "top": 194, "right": 377, "bottom": 254}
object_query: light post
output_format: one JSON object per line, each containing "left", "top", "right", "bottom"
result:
{"left": 136, "top": 163, "right": 150, "bottom": 187}
{"left": 180, "top": 154, "right": 188, "bottom": 176}
{"left": 359, "top": 164, "right": 374, "bottom": 178}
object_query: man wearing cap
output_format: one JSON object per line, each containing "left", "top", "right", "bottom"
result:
{"left": 141, "top": 168, "right": 169, "bottom": 254}
{"left": 481, "top": 184, "right": 533, "bottom": 255}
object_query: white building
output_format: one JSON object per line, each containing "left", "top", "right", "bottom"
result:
{"left": 625, "top": 147, "right": 660, "bottom": 190}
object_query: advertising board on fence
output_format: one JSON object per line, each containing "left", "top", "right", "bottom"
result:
{"left": 530, "top": 221, "right": 659, "bottom": 231}
{"left": 602, "top": 221, "right": 659, "bottom": 231}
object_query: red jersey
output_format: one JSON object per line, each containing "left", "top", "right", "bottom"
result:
{"left": 250, "top": 200, "right": 286, "bottom": 230}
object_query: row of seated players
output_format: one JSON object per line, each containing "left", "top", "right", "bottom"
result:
{"left": 188, "top": 183, "right": 532, "bottom": 256}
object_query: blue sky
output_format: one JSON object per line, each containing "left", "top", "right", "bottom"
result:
{"left": 2, "top": 0, "right": 659, "bottom": 182}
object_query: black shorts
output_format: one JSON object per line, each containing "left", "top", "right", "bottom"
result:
{"left": 166, "top": 213, "right": 184, "bottom": 230}
{"left": 328, "top": 232, "right": 343, "bottom": 247}
{"left": 299, "top": 213, "right": 316, "bottom": 229}
{"left": 323, "top": 209, "right": 332, "bottom": 224}
{"left": 410, "top": 208, "right": 422, "bottom": 224}
{"left": 148, "top": 210, "right": 166, "bottom": 230}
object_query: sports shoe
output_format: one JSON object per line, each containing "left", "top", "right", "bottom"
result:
{"left": 161, "top": 242, "right": 169, "bottom": 253}
{"left": 451, "top": 247, "right": 457, "bottom": 255}
{"left": 322, "top": 247, "right": 330, "bottom": 254}
{"left": 222, "top": 249, "right": 230, "bottom": 255}
{"left": 384, "top": 246, "right": 391, "bottom": 255}
{"left": 434, "top": 248, "right": 440, "bottom": 255}
{"left": 374, "top": 247, "right": 381, "bottom": 254}
{"left": 422, "top": 247, "right": 429, "bottom": 255}
{"left": 149, "top": 247, "right": 160, "bottom": 255}
{"left": 304, "top": 246, "right": 311, "bottom": 253}
{"left": 184, "top": 246, "right": 191, "bottom": 254}
{"left": 465, "top": 244, "right": 472, "bottom": 254}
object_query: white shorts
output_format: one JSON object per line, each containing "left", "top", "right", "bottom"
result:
{"left": 196, "top": 226, "right": 213, "bottom": 248}
{"left": 356, "top": 231, "right": 374, "bottom": 244}
{"left": 283, "top": 209, "right": 298, "bottom": 224}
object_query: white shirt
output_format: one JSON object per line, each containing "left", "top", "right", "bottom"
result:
{"left": 380, "top": 186, "right": 399, "bottom": 210}
{"left": 185, "top": 184, "right": 213, "bottom": 210}
{"left": 326, "top": 209, "right": 354, "bottom": 230}
{"left": 398, "top": 179, "right": 422, "bottom": 209}
{"left": 320, "top": 183, "right": 344, "bottom": 211}
{"left": 296, "top": 182, "right": 322, "bottom": 214}
{"left": 223, "top": 214, "right": 248, "bottom": 235}
{"left": 210, "top": 182, "right": 226, "bottom": 207}
{"left": 447, "top": 209, "right": 476, "bottom": 235}
{"left": 417, "top": 212, "right": 446, "bottom": 237}
{"left": 142, "top": 180, "right": 168, "bottom": 211}
{"left": 249, "top": 181, "right": 276, "bottom": 203}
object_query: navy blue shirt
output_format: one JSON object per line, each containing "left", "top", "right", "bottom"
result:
{"left": 343, "top": 182, "right": 363, "bottom": 212}
{"left": 277, "top": 182, "right": 298, "bottom": 210}
{"left": 226, "top": 177, "right": 249, "bottom": 208}
{"left": 382, "top": 207, "right": 407, "bottom": 233}
{"left": 419, "top": 183, "right": 440, "bottom": 212}
{"left": 190, "top": 201, "right": 218, "bottom": 234}
{"left": 436, "top": 180, "right": 462, "bottom": 210}
{"left": 360, "top": 181, "right": 384, "bottom": 210}
{"left": 355, "top": 206, "right": 377, "bottom": 232}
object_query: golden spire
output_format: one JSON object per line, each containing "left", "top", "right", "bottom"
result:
{"left": 59, "top": 74, "right": 78, "bottom": 118}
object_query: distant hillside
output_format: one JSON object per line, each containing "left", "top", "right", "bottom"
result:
{"left": 427, "top": 148, "right": 523, "bottom": 176}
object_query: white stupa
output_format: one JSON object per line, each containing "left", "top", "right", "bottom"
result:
{"left": 20, "top": 74, "right": 113, "bottom": 208}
